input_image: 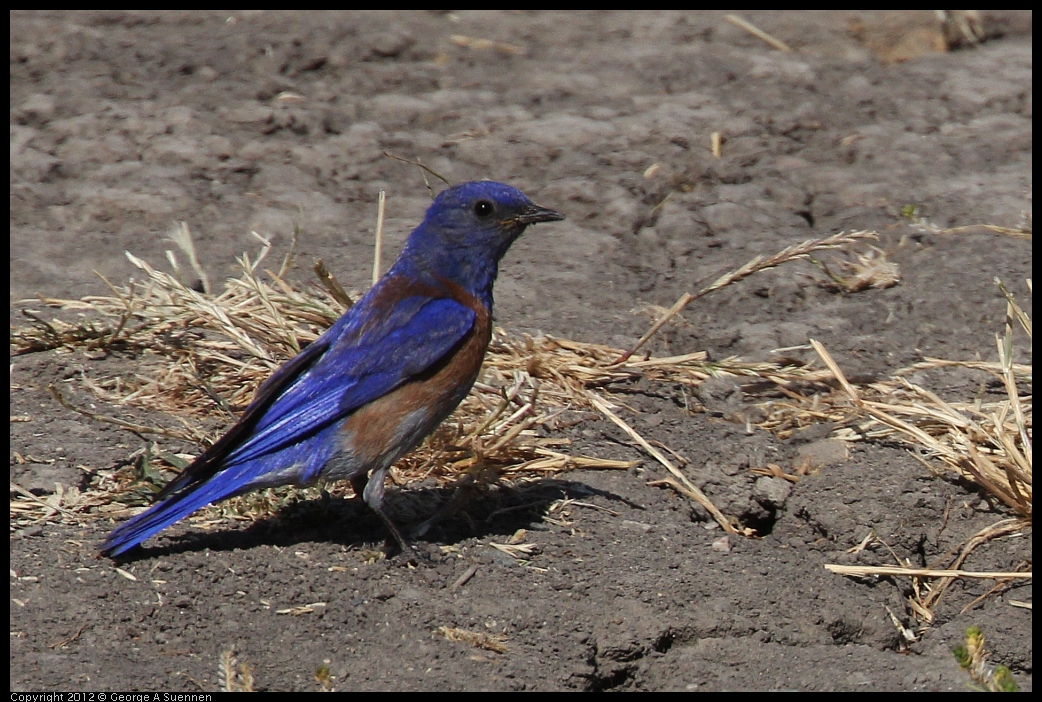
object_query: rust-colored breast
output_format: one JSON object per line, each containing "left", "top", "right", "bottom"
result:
{"left": 337, "top": 277, "right": 492, "bottom": 472}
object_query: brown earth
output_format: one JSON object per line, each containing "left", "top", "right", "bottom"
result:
{"left": 10, "top": 10, "right": 1032, "bottom": 692}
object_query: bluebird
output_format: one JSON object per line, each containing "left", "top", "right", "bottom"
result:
{"left": 101, "top": 181, "right": 564, "bottom": 557}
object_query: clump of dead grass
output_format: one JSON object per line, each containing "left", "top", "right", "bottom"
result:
{"left": 438, "top": 625, "right": 508, "bottom": 653}
{"left": 791, "top": 281, "right": 1031, "bottom": 624}
{"left": 771, "top": 278, "right": 1031, "bottom": 523}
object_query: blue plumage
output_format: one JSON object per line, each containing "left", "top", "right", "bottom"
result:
{"left": 101, "top": 181, "right": 563, "bottom": 557}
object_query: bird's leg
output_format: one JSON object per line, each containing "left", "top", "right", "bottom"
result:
{"left": 361, "top": 468, "right": 426, "bottom": 563}
{"left": 372, "top": 505, "right": 420, "bottom": 561}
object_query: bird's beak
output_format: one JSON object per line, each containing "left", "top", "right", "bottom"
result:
{"left": 513, "top": 203, "right": 565, "bottom": 225}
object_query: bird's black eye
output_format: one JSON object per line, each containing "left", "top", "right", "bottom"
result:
{"left": 473, "top": 200, "right": 495, "bottom": 218}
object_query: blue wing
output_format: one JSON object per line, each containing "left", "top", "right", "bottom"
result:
{"left": 101, "top": 290, "right": 476, "bottom": 556}
{"left": 224, "top": 296, "right": 476, "bottom": 466}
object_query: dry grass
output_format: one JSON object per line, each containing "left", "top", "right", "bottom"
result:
{"left": 614, "top": 230, "right": 880, "bottom": 362}
{"left": 805, "top": 333, "right": 1031, "bottom": 520}
{"left": 797, "top": 280, "right": 1032, "bottom": 622}
{"left": 749, "top": 276, "right": 1032, "bottom": 527}
{"left": 438, "top": 625, "right": 508, "bottom": 653}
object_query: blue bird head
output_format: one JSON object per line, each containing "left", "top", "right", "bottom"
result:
{"left": 397, "top": 181, "right": 564, "bottom": 297}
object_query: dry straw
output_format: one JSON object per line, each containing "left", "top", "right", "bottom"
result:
{"left": 803, "top": 282, "right": 1031, "bottom": 621}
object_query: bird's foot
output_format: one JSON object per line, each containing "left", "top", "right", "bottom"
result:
{"left": 387, "top": 540, "right": 436, "bottom": 569}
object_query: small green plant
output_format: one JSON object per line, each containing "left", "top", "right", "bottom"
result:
{"left": 952, "top": 626, "right": 1019, "bottom": 692}
{"left": 315, "top": 661, "right": 333, "bottom": 691}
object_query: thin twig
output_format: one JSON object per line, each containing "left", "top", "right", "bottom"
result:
{"left": 616, "top": 231, "right": 876, "bottom": 363}
{"left": 587, "top": 393, "right": 736, "bottom": 534}
{"left": 382, "top": 152, "right": 452, "bottom": 187}
{"left": 373, "top": 190, "right": 386, "bottom": 286}
{"left": 826, "top": 565, "right": 1031, "bottom": 580}
{"left": 10, "top": 482, "right": 81, "bottom": 519}
{"left": 724, "top": 14, "right": 793, "bottom": 52}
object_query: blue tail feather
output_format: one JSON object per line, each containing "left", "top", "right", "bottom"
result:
{"left": 101, "top": 478, "right": 242, "bottom": 557}
{"left": 102, "top": 425, "right": 341, "bottom": 557}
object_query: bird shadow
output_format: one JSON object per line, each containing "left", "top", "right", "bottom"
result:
{"left": 105, "top": 478, "right": 642, "bottom": 562}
